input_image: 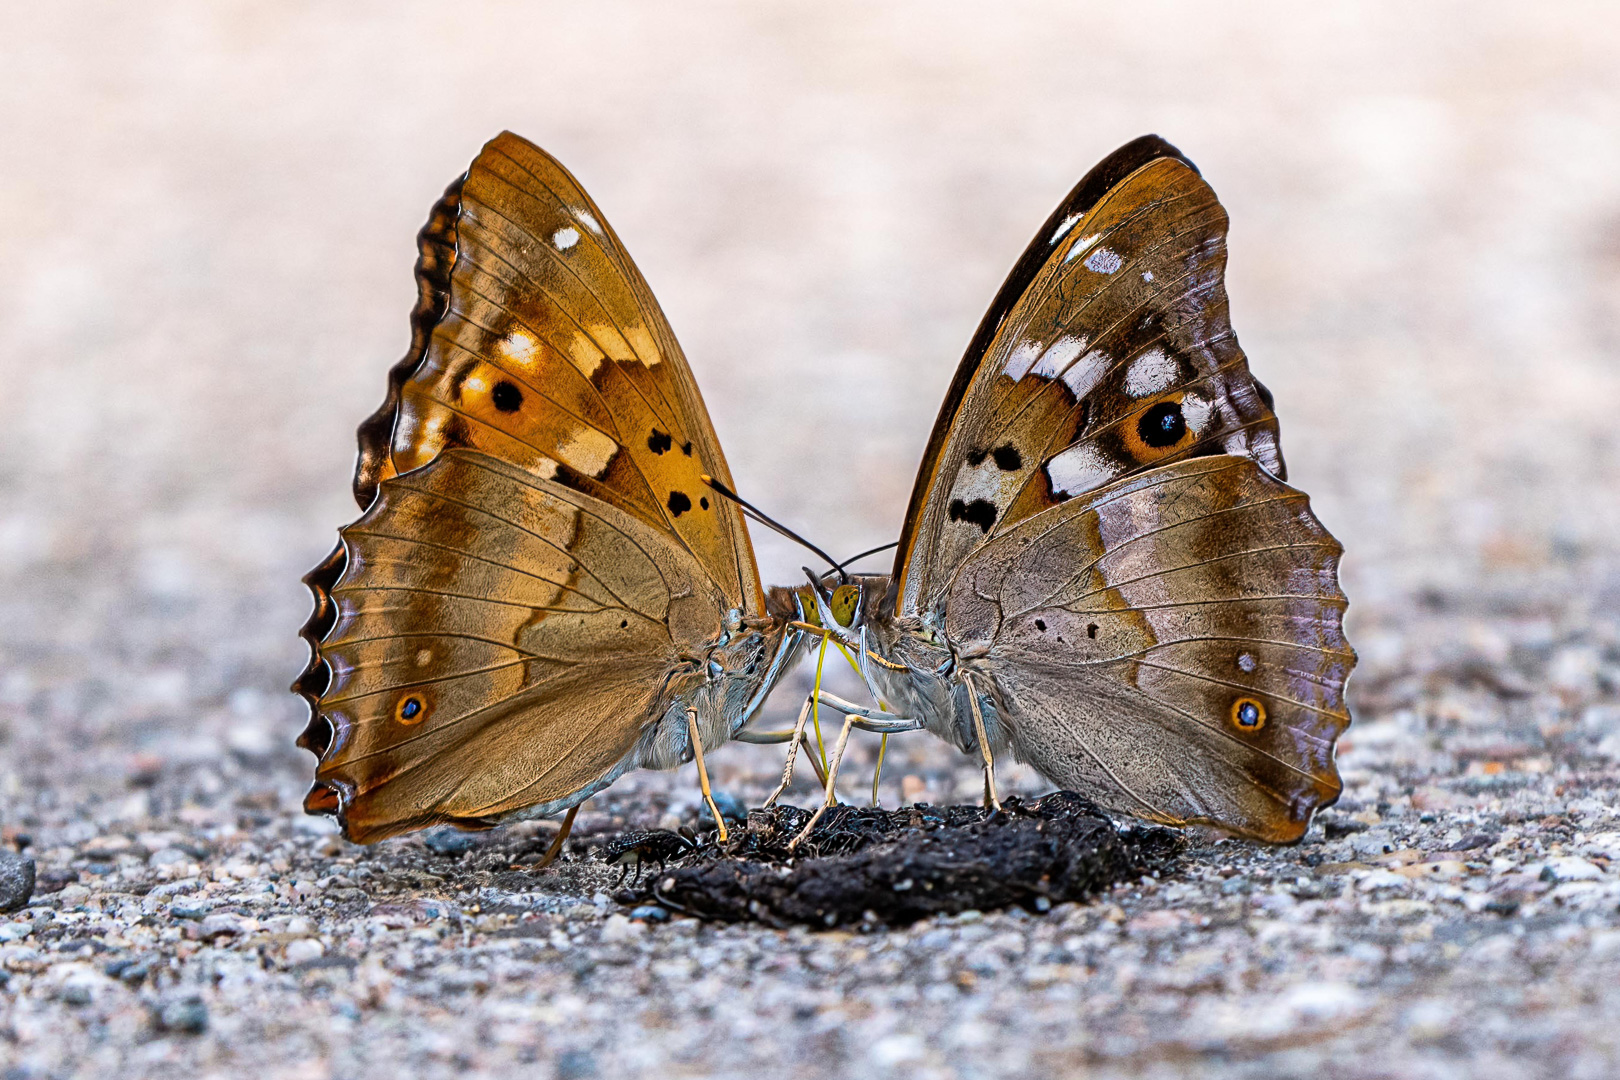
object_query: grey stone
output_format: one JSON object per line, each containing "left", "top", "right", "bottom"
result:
{"left": 153, "top": 997, "right": 209, "bottom": 1034}
{"left": 423, "top": 828, "right": 477, "bottom": 856}
{"left": 0, "top": 852, "right": 34, "bottom": 913}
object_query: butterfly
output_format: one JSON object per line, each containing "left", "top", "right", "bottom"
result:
{"left": 780, "top": 135, "right": 1354, "bottom": 844}
{"left": 293, "top": 131, "right": 839, "bottom": 849}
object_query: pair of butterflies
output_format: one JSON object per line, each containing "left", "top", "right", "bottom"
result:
{"left": 293, "top": 131, "right": 1353, "bottom": 848}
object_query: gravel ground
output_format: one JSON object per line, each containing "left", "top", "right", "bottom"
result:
{"left": 4, "top": 3, "right": 1620, "bottom": 1078}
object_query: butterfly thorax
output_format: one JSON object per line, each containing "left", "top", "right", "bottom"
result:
{"left": 858, "top": 588, "right": 1015, "bottom": 760}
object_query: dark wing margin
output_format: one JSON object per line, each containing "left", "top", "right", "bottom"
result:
{"left": 890, "top": 136, "right": 1196, "bottom": 601}
{"left": 354, "top": 172, "right": 465, "bottom": 511}
{"left": 295, "top": 171, "right": 466, "bottom": 779}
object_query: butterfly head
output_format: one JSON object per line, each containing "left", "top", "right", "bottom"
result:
{"left": 789, "top": 570, "right": 869, "bottom": 647}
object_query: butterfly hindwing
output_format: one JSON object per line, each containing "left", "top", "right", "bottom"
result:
{"left": 946, "top": 455, "right": 1351, "bottom": 841}
{"left": 894, "top": 136, "right": 1284, "bottom": 615}
{"left": 311, "top": 449, "right": 722, "bottom": 842}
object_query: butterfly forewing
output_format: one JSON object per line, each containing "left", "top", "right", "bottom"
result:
{"left": 894, "top": 137, "right": 1284, "bottom": 616}
{"left": 359, "top": 132, "right": 759, "bottom": 611}
{"left": 946, "top": 456, "right": 1350, "bottom": 841}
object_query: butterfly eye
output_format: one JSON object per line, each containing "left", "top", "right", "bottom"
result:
{"left": 829, "top": 584, "right": 861, "bottom": 627}
{"left": 395, "top": 696, "right": 428, "bottom": 726}
{"left": 1230, "top": 697, "right": 1266, "bottom": 731}
{"left": 795, "top": 587, "right": 823, "bottom": 627}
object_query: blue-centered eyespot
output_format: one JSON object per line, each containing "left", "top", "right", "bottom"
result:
{"left": 1231, "top": 697, "right": 1266, "bottom": 731}
{"left": 395, "top": 696, "right": 426, "bottom": 725}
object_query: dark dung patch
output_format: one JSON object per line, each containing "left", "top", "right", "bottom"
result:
{"left": 615, "top": 793, "right": 1180, "bottom": 928}
{"left": 948, "top": 498, "right": 998, "bottom": 534}
{"left": 492, "top": 380, "right": 523, "bottom": 413}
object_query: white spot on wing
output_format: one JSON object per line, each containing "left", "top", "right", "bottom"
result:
{"left": 1084, "top": 247, "right": 1123, "bottom": 274}
{"left": 1181, "top": 393, "right": 1213, "bottom": 435}
{"left": 1004, "top": 339, "right": 1043, "bottom": 381}
{"left": 555, "top": 425, "right": 618, "bottom": 478}
{"left": 1050, "top": 213, "right": 1082, "bottom": 244}
{"left": 499, "top": 329, "right": 541, "bottom": 367}
{"left": 1123, "top": 349, "right": 1177, "bottom": 398}
{"left": 1031, "top": 336, "right": 1086, "bottom": 380}
{"left": 1238, "top": 652, "right": 1257, "bottom": 673}
{"left": 552, "top": 226, "right": 580, "bottom": 250}
{"left": 1023, "top": 335, "right": 1111, "bottom": 400}
{"left": 1045, "top": 444, "right": 1114, "bottom": 499}
{"left": 1142, "top": 270, "right": 1155, "bottom": 282}
{"left": 1065, "top": 233, "right": 1102, "bottom": 263}
{"left": 576, "top": 209, "right": 603, "bottom": 234}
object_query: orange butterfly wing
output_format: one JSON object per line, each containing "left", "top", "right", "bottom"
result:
{"left": 293, "top": 134, "right": 781, "bottom": 840}
{"left": 356, "top": 131, "right": 760, "bottom": 611}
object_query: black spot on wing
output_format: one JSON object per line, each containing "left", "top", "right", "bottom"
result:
{"left": 1034, "top": 618, "right": 1046, "bottom": 632}
{"left": 681, "top": 440, "right": 693, "bottom": 456}
{"left": 648, "top": 429, "right": 673, "bottom": 455}
{"left": 992, "top": 445, "right": 1022, "bottom": 471}
{"left": 948, "top": 498, "right": 997, "bottom": 534}
{"left": 492, "top": 381, "right": 523, "bottom": 413}
{"left": 668, "top": 491, "right": 692, "bottom": 516}
{"left": 700, "top": 496, "right": 709, "bottom": 510}
{"left": 965, "top": 448, "right": 989, "bottom": 467}
{"left": 1138, "top": 402, "right": 1186, "bottom": 448}
{"left": 1087, "top": 624, "right": 1099, "bottom": 639}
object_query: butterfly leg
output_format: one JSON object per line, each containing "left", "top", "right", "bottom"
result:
{"left": 763, "top": 693, "right": 816, "bottom": 807}
{"left": 811, "top": 690, "right": 917, "bottom": 728}
{"left": 686, "top": 708, "right": 730, "bottom": 843}
{"left": 789, "top": 711, "right": 859, "bottom": 851}
{"left": 962, "top": 673, "right": 1002, "bottom": 811}
{"left": 528, "top": 803, "right": 581, "bottom": 871}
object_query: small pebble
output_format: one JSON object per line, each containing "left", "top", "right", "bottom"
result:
{"left": 698, "top": 791, "right": 747, "bottom": 825}
{"left": 1539, "top": 857, "right": 1604, "bottom": 883}
{"left": 629, "top": 905, "right": 670, "bottom": 923}
{"left": 0, "top": 852, "right": 36, "bottom": 913}
{"left": 423, "top": 828, "right": 477, "bottom": 856}
{"left": 154, "top": 997, "right": 209, "bottom": 1034}
{"left": 283, "top": 938, "right": 324, "bottom": 965}
{"left": 169, "top": 898, "right": 212, "bottom": 920}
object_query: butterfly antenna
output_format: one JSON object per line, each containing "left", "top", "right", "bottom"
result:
{"left": 700, "top": 475, "right": 849, "bottom": 583}
{"left": 824, "top": 540, "right": 899, "bottom": 578}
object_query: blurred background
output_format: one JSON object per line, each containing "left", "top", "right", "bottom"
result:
{"left": 2, "top": 2, "right": 1618, "bottom": 808}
